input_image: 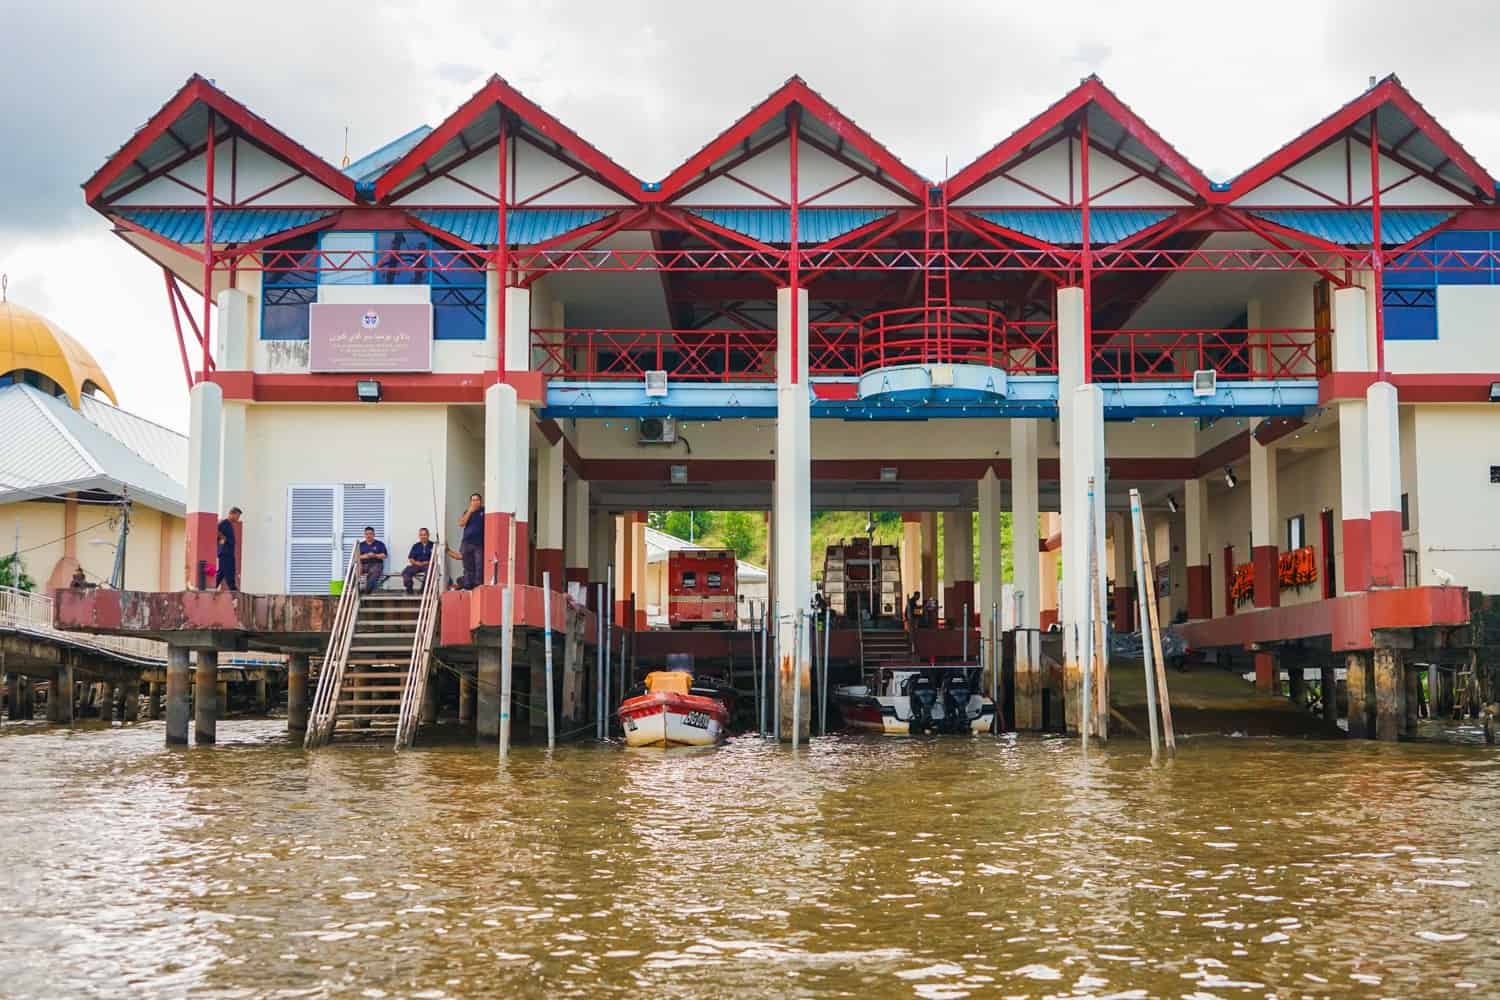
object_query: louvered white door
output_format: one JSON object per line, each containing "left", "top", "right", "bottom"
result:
{"left": 285, "top": 483, "right": 389, "bottom": 594}
{"left": 287, "top": 486, "right": 337, "bottom": 594}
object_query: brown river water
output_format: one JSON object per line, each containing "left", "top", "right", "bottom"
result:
{"left": 3, "top": 720, "right": 1498, "bottom": 998}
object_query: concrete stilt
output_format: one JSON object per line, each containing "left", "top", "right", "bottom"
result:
{"left": 1345, "top": 652, "right": 1372, "bottom": 738}
{"left": 978, "top": 468, "right": 1003, "bottom": 698}
{"left": 1373, "top": 646, "right": 1405, "bottom": 742}
{"left": 103, "top": 681, "right": 118, "bottom": 723}
{"left": 166, "top": 646, "right": 191, "bottom": 743}
{"left": 122, "top": 679, "right": 139, "bottom": 722}
{"left": 530, "top": 639, "right": 547, "bottom": 735}
{"left": 1321, "top": 665, "right": 1339, "bottom": 726}
{"left": 194, "top": 649, "right": 219, "bottom": 744}
{"left": 52, "top": 663, "right": 74, "bottom": 723}
{"left": 286, "top": 653, "right": 309, "bottom": 733}
{"left": 477, "top": 646, "right": 501, "bottom": 742}
{"left": 774, "top": 286, "right": 812, "bottom": 743}
{"left": 254, "top": 675, "right": 268, "bottom": 714}
{"left": 217, "top": 680, "right": 229, "bottom": 720}
{"left": 147, "top": 681, "right": 161, "bottom": 720}
{"left": 23, "top": 676, "right": 35, "bottom": 720}
{"left": 1063, "top": 381, "right": 1106, "bottom": 735}
{"left": 459, "top": 674, "right": 474, "bottom": 725}
{"left": 6, "top": 673, "right": 20, "bottom": 721}
{"left": 1287, "top": 660, "right": 1306, "bottom": 706}
{"left": 1403, "top": 662, "right": 1420, "bottom": 736}
{"left": 1011, "top": 418, "right": 1042, "bottom": 730}
{"left": 421, "top": 668, "right": 438, "bottom": 725}
{"left": 1254, "top": 651, "right": 1276, "bottom": 694}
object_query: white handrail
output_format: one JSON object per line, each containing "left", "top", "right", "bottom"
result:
{"left": 303, "top": 546, "right": 363, "bottom": 748}
{"left": 0, "top": 585, "right": 168, "bottom": 663}
{"left": 394, "top": 540, "right": 444, "bottom": 750}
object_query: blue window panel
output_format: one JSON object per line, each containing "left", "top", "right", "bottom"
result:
{"left": 1432, "top": 230, "right": 1492, "bottom": 285}
{"left": 263, "top": 235, "right": 320, "bottom": 288}
{"left": 1383, "top": 287, "right": 1438, "bottom": 341}
{"left": 262, "top": 285, "right": 317, "bottom": 341}
{"left": 433, "top": 286, "right": 486, "bottom": 341}
{"left": 318, "top": 232, "right": 376, "bottom": 285}
{"left": 375, "top": 231, "right": 431, "bottom": 286}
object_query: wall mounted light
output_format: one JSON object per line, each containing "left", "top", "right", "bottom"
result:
{"left": 355, "top": 379, "right": 382, "bottom": 403}
{"left": 1224, "top": 466, "right": 1238, "bottom": 489}
{"left": 670, "top": 464, "right": 688, "bottom": 484}
{"left": 879, "top": 466, "right": 899, "bottom": 482}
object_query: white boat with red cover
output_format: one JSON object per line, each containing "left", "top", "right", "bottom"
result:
{"left": 618, "top": 670, "right": 734, "bottom": 747}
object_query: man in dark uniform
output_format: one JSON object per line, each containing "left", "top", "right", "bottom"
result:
{"left": 402, "top": 528, "right": 435, "bottom": 594}
{"left": 356, "top": 526, "right": 388, "bottom": 593}
{"left": 458, "top": 492, "right": 484, "bottom": 589}
{"left": 216, "top": 507, "right": 242, "bottom": 591}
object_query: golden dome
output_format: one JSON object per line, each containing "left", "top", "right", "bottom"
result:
{"left": 0, "top": 299, "right": 117, "bottom": 407}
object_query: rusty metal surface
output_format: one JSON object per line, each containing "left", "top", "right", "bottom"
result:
{"left": 55, "top": 589, "right": 339, "bottom": 641}
{"left": 1180, "top": 586, "right": 1472, "bottom": 652}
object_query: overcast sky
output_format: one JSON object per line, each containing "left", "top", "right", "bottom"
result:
{"left": 2, "top": 0, "right": 1496, "bottom": 431}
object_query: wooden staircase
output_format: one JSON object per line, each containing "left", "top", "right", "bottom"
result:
{"left": 305, "top": 541, "right": 443, "bottom": 749}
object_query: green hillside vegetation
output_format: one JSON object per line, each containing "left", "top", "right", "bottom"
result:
{"left": 647, "top": 509, "right": 1027, "bottom": 587}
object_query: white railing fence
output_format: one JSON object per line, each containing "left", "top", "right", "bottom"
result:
{"left": 0, "top": 585, "right": 168, "bottom": 663}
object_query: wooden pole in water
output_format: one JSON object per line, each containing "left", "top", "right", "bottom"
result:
{"left": 499, "top": 586, "right": 514, "bottom": 760}
{"left": 1091, "top": 517, "right": 1109, "bottom": 743}
{"left": 991, "top": 602, "right": 1001, "bottom": 737}
{"left": 1082, "top": 477, "right": 1097, "bottom": 750}
{"left": 542, "top": 571, "right": 556, "bottom": 749}
{"left": 1137, "top": 513, "right": 1176, "bottom": 752}
{"left": 604, "top": 569, "right": 613, "bottom": 738}
{"left": 762, "top": 603, "right": 771, "bottom": 737}
{"left": 749, "top": 601, "right": 760, "bottom": 736}
{"left": 595, "top": 582, "right": 604, "bottom": 740}
{"left": 1128, "top": 490, "right": 1161, "bottom": 760}
{"left": 821, "top": 605, "right": 831, "bottom": 736}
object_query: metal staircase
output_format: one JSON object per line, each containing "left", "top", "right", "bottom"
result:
{"left": 305, "top": 542, "right": 442, "bottom": 749}
{"left": 860, "top": 628, "right": 915, "bottom": 670}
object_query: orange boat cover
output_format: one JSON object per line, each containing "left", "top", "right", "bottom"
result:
{"left": 644, "top": 670, "right": 693, "bottom": 694}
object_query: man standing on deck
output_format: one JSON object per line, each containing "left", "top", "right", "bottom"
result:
{"left": 458, "top": 492, "right": 484, "bottom": 589}
{"left": 216, "top": 507, "right": 241, "bottom": 591}
{"left": 402, "top": 528, "right": 435, "bottom": 594}
{"left": 356, "top": 526, "right": 388, "bottom": 593}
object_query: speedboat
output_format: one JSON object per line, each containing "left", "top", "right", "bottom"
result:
{"left": 618, "top": 670, "right": 734, "bottom": 747}
{"left": 834, "top": 665, "right": 998, "bottom": 736}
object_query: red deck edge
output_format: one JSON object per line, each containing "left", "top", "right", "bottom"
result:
{"left": 1320, "top": 372, "right": 1500, "bottom": 404}
{"left": 210, "top": 371, "right": 545, "bottom": 405}
{"left": 1179, "top": 585, "right": 1469, "bottom": 653}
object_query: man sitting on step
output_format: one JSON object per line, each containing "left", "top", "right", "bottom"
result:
{"left": 402, "top": 528, "right": 435, "bottom": 594}
{"left": 356, "top": 526, "right": 389, "bottom": 593}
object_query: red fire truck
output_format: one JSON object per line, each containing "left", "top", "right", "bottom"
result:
{"left": 667, "top": 549, "right": 738, "bottom": 629}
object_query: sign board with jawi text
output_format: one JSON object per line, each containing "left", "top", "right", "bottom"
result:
{"left": 309, "top": 303, "right": 433, "bottom": 372}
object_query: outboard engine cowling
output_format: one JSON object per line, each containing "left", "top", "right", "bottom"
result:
{"left": 903, "top": 672, "right": 938, "bottom": 735}
{"left": 939, "top": 672, "right": 973, "bottom": 734}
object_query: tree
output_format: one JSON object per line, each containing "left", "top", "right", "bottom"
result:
{"left": 662, "top": 510, "right": 715, "bottom": 542}
{"left": 0, "top": 553, "right": 36, "bottom": 592}
{"left": 719, "top": 511, "right": 757, "bottom": 561}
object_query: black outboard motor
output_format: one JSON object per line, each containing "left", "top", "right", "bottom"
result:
{"left": 903, "top": 672, "right": 938, "bottom": 735}
{"left": 939, "top": 671, "right": 973, "bottom": 734}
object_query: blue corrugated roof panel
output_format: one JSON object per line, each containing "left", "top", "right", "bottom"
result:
{"left": 411, "top": 209, "right": 611, "bottom": 246}
{"left": 688, "top": 208, "right": 890, "bottom": 244}
{"left": 117, "top": 208, "right": 335, "bottom": 244}
{"left": 1251, "top": 209, "right": 1454, "bottom": 246}
{"left": 342, "top": 126, "right": 433, "bottom": 183}
{"left": 973, "top": 209, "right": 1172, "bottom": 246}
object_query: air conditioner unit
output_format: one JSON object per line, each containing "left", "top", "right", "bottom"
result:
{"left": 644, "top": 370, "right": 668, "bottom": 397}
{"left": 1192, "top": 369, "right": 1218, "bottom": 397}
{"left": 638, "top": 416, "right": 677, "bottom": 444}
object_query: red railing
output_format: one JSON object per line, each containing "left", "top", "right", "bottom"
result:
{"left": 1090, "top": 328, "right": 1326, "bottom": 381}
{"left": 534, "top": 309, "right": 1058, "bottom": 382}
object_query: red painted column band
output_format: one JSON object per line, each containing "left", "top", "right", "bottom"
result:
{"left": 1342, "top": 518, "right": 1371, "bottom": 593}
{"left": 483, "top": 510, "right": 512, "bottom": 587}
{"left": 514, "top": 521, "right": 530, "bottom": 588}
{"left": 1186, "top": 564, "right": 1212, "bottom": 620}
{"left": 184, "top": 512, "right": 218, "bottom": 590}
{"left": 535, "top": 549, "right": 565, "bottom": 590}
{"left": 948, "top": 581, "right": 975, "bottom": 625}
{"left": 1252, "top": 545, "right": 1280, "bottom": 609}
{"left": 1113, "top": 586, "right": 1133, "bottom": 632}
{"left": 1254, "top": 651, "right": 1276, "bottom": 693}
{"left": 1369, "top": 510, "right": 1403, "bottom": 588}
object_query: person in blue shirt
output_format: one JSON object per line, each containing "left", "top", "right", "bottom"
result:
{"left": 216, "top": 507, "right": 242, "bottom": 591}
{"left": 356, "top": 526, "right": 389, "bottom": 593}
{"left": 458, "top": 492, "right": 484, "bottom": 589}
{"left": 402, "top": 528, "right": 436, "bottom": 594}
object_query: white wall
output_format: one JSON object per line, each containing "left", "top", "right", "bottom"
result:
{"left": 1387, "top": 285, "right": 1500, "bottom": 374}
{"left": 1412, "top": 406, "right": 1500, "bottom": 592}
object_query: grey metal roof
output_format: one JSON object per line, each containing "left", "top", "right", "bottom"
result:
{"left": 0, "top": 384, "right": 186, "bottom": 515}
{"left": 78, "top": 393, "right": 188, "bottom": 484}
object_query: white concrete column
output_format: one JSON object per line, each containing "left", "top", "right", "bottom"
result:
{"left": 503, "top": 286, "right": 531, "bottom": 373}
{"left": 1010, "top": 418, "right": 1041, "bottom": 729}
{"left": 185, "top": 381, "right": 223, "bottom": 590}
{"left": 214, "top": 287, "right": 251, "bottom": 371}
{"left": 919, "top": 512, "right": 938, "bottom": 600}
{"left": 1063, "top": 382, "right": 1105, "bottom": 735}
{"left": 901, "top": 514, "right": 923, "bottom": 604}
{"left": 535, "top": 434, "right": 565, "bottom": 590}
{"left": 1109, "top": 511, "right": 1132, "bottom": 632}
{"left": 513, "top": 402, "right": 532, "bottom": 585}
{"left": 483, "top": 382, "right": 520, "bottom": 587}
{"left": 1333, "top": 285, "right": 1370, "bottom": 373}
{"left": 775, "top": 286, "right": 812, "bottom": 742}
{"left": 1249, "top": 421, "right": 1279, "bottom": 609}
{"left": 1184, "top": 477, "right": 1211, "bottom": 619}
{"left": 1366, "top": 381, "right": 1403, "bottom": 587}
{"left": 941, "top": 510, "right": 974, "bottom": 624}
{"left": 564, "top": 472, "right": 590, "bottom": 593}
{"left": 977, "top": 468, "right": 1003, "bottom": 688}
